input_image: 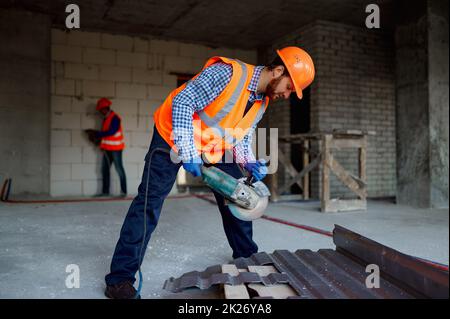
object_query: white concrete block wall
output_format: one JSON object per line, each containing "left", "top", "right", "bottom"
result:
{"left": 50, "top": 28, "right": 257, "bottom": 196}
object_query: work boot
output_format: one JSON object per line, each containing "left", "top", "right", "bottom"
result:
{"left": 105, "top": 281, "right": 140, "bottom": 299}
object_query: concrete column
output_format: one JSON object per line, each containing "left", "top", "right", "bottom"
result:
{"left": 395, "top": 0, "right": 449, "bottom": 208}
{"left": 0, "top": 9, "right": 51, "bottom": 195}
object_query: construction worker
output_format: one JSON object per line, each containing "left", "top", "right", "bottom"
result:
{"left": 91, "top": 98, "right": 127, "bottom": 197}
{"left": 104, "top": 47, "right": 315, "bottom": 299}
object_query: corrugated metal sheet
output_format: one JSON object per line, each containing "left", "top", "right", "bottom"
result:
{"left": 164, "top": 268, "right": 290, "bottom": 293}
{"left": 163, "top": 225, "right": 449, "bottom": 299}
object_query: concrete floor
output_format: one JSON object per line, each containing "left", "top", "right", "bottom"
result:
{"left": 0, "top": 196, "right": 448, "bottom": 299}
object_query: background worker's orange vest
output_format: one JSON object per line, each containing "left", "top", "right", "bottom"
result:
{"left": 100, "top": 111, "right": 125, "bottom": 151}
{"left": 154, "top": 57, "right": 269, "bottom": 163}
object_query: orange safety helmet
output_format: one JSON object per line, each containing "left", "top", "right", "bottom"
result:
{"left": 276, "top": 46, "right": 315, "bottom": 99}
{"left": 96, "top": 97, "right": 112, "bottom": 111}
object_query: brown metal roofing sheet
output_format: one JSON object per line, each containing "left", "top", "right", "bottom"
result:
{"left": 163, "top": 225, "right": 449, "bottom": 299}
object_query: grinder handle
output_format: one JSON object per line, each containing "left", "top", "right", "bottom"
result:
{"left": 245, "top": 175, "right": 254, "bottom": 186}
{"left": 237, "top": 163, "right": 255, "bottom": 186}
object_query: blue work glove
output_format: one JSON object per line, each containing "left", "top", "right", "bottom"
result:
{"left": 182, "top": 156, "right": 203, "bottom": 177}
{"left": 244, "top": 159, "right": 267, "bottom": 181}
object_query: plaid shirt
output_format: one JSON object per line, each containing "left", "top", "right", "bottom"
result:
{"left": 172, "top": 62, "right": 265, "bottom": 163}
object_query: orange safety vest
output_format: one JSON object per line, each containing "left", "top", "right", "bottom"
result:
{"left": 100, "top": 111, "right": 125, "bottom": 151}
{"left": 154, "top": 57, "right": 269, "bottom": 164}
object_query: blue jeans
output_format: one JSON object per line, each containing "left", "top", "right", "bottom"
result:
{"left": 105, "top": 127, "right": 258, "bottom": 285}
{"left": 101, "top": 150, "right": 127, "bottom": 195}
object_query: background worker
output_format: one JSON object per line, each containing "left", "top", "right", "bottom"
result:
{"left": 104, "top": 47, "right": 315, "bottom": 299}
{"left": 87, "top": 98, "right": 127, "bottom": 197}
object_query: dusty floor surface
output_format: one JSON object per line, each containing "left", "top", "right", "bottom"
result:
{"left": 0, "top": 196, "right": 448, "bottom": 298}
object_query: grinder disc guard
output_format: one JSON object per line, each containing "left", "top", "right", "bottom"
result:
{"left": 201, "top": 166, "right": 270, "bottom": 221}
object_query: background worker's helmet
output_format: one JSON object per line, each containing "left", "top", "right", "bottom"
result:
{"left": 276, "top": 46, "right": 315, "bottom": 99}
{"left": 96, "top": 97, "right": 112, "bottom": 111}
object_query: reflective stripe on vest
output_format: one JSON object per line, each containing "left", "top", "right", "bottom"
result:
{"left": 198, "top": 59, "right": 249, "bottom": 127}
{"left": 100, "top": 111, "right": 125, "bottom": 151}
{"left": 203, "top": 97, "right": 267, "bottom": 146}
{"left": 101, "top": 140, "right": 124, "bottom": 146}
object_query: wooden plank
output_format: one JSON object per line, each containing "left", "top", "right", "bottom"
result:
{"left": 326, "top": 155, "right": 367, "bottom": 199}
{"left": 321, "top": 135, "right": 332, "bottom": 212}
{"left": 247, "top": 266, "right": 297, "bottom": 299}
{"left": 332, "top": 129, "right": 376, "bottom": 136}
{"left": 268, "top": 133, "right": 279, "bottom": 202}
{"left": 277, "top": 148, "right": 303, "bottom": 191}
{"left": 359, "top": 136, "right": 367, "bottom": 183}
{"left": 279, "top": 133, "right": 323, "bottom": 142}
{"left": 336, "top": 129, "right": 363, "bottom": 135}
{"left": 331, "top": 138, "right": 364, "bottom": 149}
{"left": 247, "top": 265, "right": 277, "bottom": 275}
{"left": 349, "top": 173, "right": 367, "bottom": 187}
{"left": 278, "top": 148, "right": 300, "bottom": 179}
{"left": 278, "top": 153, "right": 321, "bottom": 195}
{"left": 268, "top": 171, "right": 279, "bottom": 202}
{"left": 246, "top": 285, "right": 294, "bottom": 298}
{"left": 302, "top": 140, "right": 310, "bottom": 200}
{"left": 221, "top": 265, "right": 250, "bottom": 299}
{"left": 325, "top": 199, "right": 367, "bottom": 212}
